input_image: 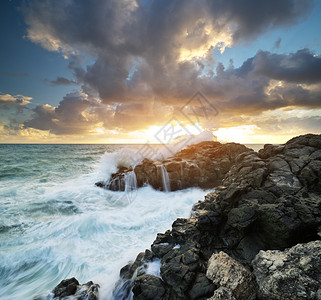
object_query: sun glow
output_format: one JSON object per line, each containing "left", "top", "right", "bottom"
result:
{"left": 214, "top": 125, "right": 259, "bottom": 143}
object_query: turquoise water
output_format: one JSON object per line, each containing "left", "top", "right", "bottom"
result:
{"left": 0, "top": 144, "right": 211, "bottom": 299}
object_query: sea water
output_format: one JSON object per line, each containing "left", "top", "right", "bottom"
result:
{"left": 0, "top": 144, "right": 212, "bottom": 300}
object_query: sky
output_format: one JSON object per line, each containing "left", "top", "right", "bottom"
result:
{"left": 0, "top": 0, "right": 321, "bottom": 144}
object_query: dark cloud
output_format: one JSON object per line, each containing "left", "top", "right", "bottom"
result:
{"left": 45, "top": 76, "right": 76, "bottom": 86}
{"left": 22, "top": 0, "right": 314, "bottom": 103}
{"left": 20, "top": 0, "right": 321, "bottom": 136}
{"left": 24, "top": 92, "right": 99, "bottom": 135}
{"left": 23, "top": 92, "right": 173, "bottom": 135}
{"left": 206, "top": 0, "right": 312, "bottom": 43}
{"left": 255, "top": 116, "right": 321, "bottom": 134}
{"left": 197, "top": 49, "right": 321, "bottom": 117}
{"left": 253, "top": 49, "right": 321, "bottom": 84}
{"left": 0, "top": 93, "right": 32, "bottom": 133}
{"left": 274, "top": 38, "right": 282, "bottom": 49}
{"left": 23, "top": 49, "right": 321, "bottom": 135}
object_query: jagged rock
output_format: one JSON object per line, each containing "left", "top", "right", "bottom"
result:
{"left": 113, "top": 134, "right": 321, "bottom": 299}
{"left": 206, "top": 252, "right": 256, "bottom": 300}
{"left": 252, "top": 240, "right": 321, "bottom": 300}
{"left": 208, "top": 287, "right": 236, "bottom": 300}
{"left": 50, "top": 277, "right": 99, "bottom": 300}
{"left": 52, "top": 277, "right": 79, "bottom": 298}
{"left": 113, "top": 251, "right": 148, "bottom": 299}
{"left": 188, "top": 273, "right": 216, "bottom": 299}
{"left": 160, "top": 244, "right": 201, "bottom": 298}
{"left": 133, "top": 275, "right": 167, "bottom": 300}
{"left": 97, "top": 141, "right": 250, "bottom": 191}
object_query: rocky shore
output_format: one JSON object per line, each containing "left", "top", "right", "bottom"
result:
{"left": 48, "top": 134, "right": 321, "bottom": 300}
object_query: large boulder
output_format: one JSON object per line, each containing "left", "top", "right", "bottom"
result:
{"left": 48, "top": 277, "right": 99, "bottom": 300}
{"left": 206, "top": 252, "right": 256, "bottom": 300}
{"left": 96, "top": 141, "right": 250, "bottom": 191}
{"left": 133, "top": 275, "right": 167, "bottom": 300}
{"left": 252, "top": 240, "right": 321, "bottom": 300}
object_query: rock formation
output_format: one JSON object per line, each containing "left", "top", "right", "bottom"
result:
{"left": 96, "top": 142, "right": 250, "bottom": 191}
{"left": 47, "top": 134, "right": 321, "bottom": 299}
{"left": 252, "top": 240, "right": 321, "bottom": 300}
{"left": 112, "top": 134, "right": 321, "bottom": 299}
{"left": 39, "top": 277, "right": 99, "bottom": 300}
{"left": 206, "top": 251, "right": 256, "bottom": 300}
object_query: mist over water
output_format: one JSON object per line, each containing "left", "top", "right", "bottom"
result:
{"left": 0, "top": 144, "right": 212, "bottom": 299}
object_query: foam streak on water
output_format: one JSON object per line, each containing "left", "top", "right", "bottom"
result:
{"left": 0, "top": 144, "right": 211, "bottom": 300}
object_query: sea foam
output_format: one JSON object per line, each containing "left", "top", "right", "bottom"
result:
{"left": 0, "top": 144, "right": 211, "bottom": 299}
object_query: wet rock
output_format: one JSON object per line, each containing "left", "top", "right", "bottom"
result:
{"left": 52, "top": 277, "right": 79, "bottom": 298}
{"left": 227, "top": 205, "right": 256, "bottom": 230}
{"left": 51, "top": 277, "right": 99, "bottom": 300}
{"left": 299, "top": 160, "right": 321, "bottom": 192}
{"left": 171, "top": 218, "right": 200, "bottom": 243}
{"left": 94, "top": 181, "right": 105, "bottom": 188}
{"left": 114, "top": 134, "right": 321, "bottom": 300}
{"left": 252, "top": 240, "right": 321, "bottom": 300}
{"left": 113, "top": 252, "right": 148, "bottom": 299}
{"left": 160, "top": 244, "right": 201, "bottom": 298}
{"left": 206, "top": 252, "right": 256, "bottom": 300}
{"left": 97, "top": 141, "right": 250, "bottom": 191}
{"left": 133, "top": 275, "right": 167, "bottom": 300}
{"left": 188, "top": 273, "right": 216, "bottom": 299}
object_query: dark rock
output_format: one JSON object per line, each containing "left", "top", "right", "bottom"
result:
{"left": 188, "top": 273, "right": 216, "bottom": 299}
{"left": 50, "top": 277, "right": 99, "bottom": 300}
{"left": 160, "top": 244, "right": 201, "bottom": 298}
{"left": 96, "top": 141, "right": 250, "bottom": 192}
{"left": 133, "top": 275, "right": 167, "bottom": 300}
{"left": 258, "top": 144, "right": 284, "bottom": 159}
{"left": 113, "top": 134, "right": 321, "bottom": 300}
{"left": 299, "top": 160, "right": 321, "bottom": 192}
{"left": 151, "top": 243, "right": 174, "bottom": 258}
{"left": 171, "top": 218, "right": 200, "bottom": 243}
{"left": 94, "top": 181, "right": 105, "bottom": 188}
{"left": 52, "top": 277, "right": 79, "bottom": 298}
{"left": 227, "top": 205, "right": 256, "bottom": 230}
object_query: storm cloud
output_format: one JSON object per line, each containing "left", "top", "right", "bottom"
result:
{"left": 20, "top": 0, "right": 321, "bottom": 136}
{"left": 46, "top": 76, "right": 76, "bottom": 86}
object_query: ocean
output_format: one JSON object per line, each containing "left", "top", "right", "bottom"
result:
{"left": 0, "top": 144, "right": 212, "bottom": 299}
{"left": 0, "top": 143, "right": 264, "bottom": 299}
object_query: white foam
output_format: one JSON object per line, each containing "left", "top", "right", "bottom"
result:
{"left": 160, "top": 130, "right": 217, "bottom": 158}
{"left": 145, "top": 259, "right": 162, "bottom": 278}
{"left": 98, "top": 147, "right": 141, "bottom": 180}
{"left": 154, "top": 242, "right": 169, "bottom": 246}
{"left": 0, "top": 145, "right": 213, "bottom": 300}
{"left": 98, "top": 131, "right": 217, "bottom": 182}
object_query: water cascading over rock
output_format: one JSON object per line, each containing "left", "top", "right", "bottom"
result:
{"left": 157, "top": 164, "right": 171, "bottom": 192}
{"left": 96, "top": 141, "right": 251, "bottom": 192}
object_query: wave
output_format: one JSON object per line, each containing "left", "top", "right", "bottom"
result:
{"left": 0, "top": 144, "right": 212, "bottom": 299}
{"left": 98, "top": 130, "right": 216, "bottom": 184}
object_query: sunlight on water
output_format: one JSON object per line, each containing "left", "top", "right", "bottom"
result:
{"left": 0, "top": 144, "right": 211, "bottom": 300}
